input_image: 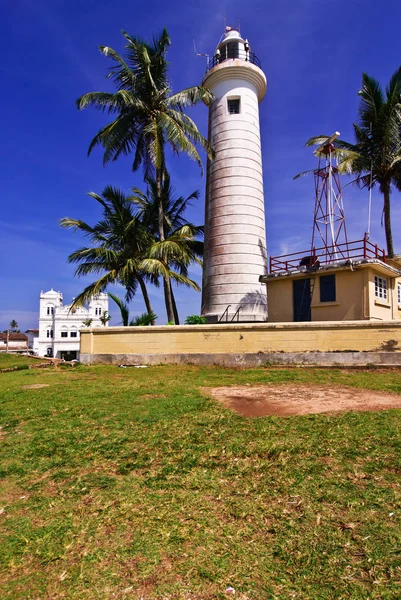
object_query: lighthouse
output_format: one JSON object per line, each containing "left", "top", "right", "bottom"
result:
{"left": 201, "top": 27, "right": 268, "bottom": 323}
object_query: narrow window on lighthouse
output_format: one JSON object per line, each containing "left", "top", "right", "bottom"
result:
{"left": 228, "top": 98, "right": 240, "bottom": 114}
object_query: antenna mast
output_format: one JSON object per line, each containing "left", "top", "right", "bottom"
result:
{"left": 193, "top": 39, "right": 209, "bottom": 67}
{"left": 312, "top": 132, "right": 349, "bottom": 262}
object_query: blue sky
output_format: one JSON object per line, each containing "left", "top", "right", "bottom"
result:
{"left": 2, "top": 0, "right": 401, "bottom": 330}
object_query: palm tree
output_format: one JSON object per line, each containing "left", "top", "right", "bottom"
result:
{"left": 99, "top": 311, "right": 111, "bottom": 326}
{"left": 108, "top": 292, "right": 157, "bottom": 326}
{"left": 304, "top": 67, "right": 401, "bottom": 257}
{"left": 76, "top": 29, "right": 214, "bottom": 319}
{"left": 131, "top": 174, "right": 203, "bottom": 323}
{"left": 60, "top": 186, "right": 155, "bottom": 312}
{"left": 60, "top": 186, "right": 201, "bottom": 321}
{"left": 9, "top": 320, "right": 19, "bottom": 332}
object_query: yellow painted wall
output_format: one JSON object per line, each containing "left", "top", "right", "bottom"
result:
{"left": 80, "top": 321, "right": 401, "bottom": 359}
{"left": 266, "top": 278, "right": 293, "bottom": 321}
{"left": 312, "top": 269, "right": 365, "bottom": 321}
{"left": 367, "top": 268, "right": 401, "bottom": 321}
{"left": 266, "top": 265, "right": 401, "bottom": 323}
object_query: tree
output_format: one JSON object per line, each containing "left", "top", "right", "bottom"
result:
{"left": 82, "top": 318, "right": 93, "bottom": 327}
{"left": 99, "top": 311, "right": 111, "bottom": 326}
{"left": 76, "top": 29, "right": 214, "bottom": 320}
{"left": 60, "top": 186, "right": 201, "bottom": 321}
{"left": 9, "top": 320, "right": 19, "bottom": 332}
{"left": 60, "top": 186, "right": 155, "bottom": 313}
{"left": 131, "top": 173, "right": 203, "bottom": 323}
{"left": 108, "top": 292, "right": 157, "bottom": 326}
{"left": 304, "top": 68, "right": 401, "bottom": 257}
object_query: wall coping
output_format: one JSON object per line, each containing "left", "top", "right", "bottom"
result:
{"left": 80, "top": 320, "right": 401, "bottom": 335}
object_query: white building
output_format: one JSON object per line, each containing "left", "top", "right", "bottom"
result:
{"left": 37, "top": 289, "right": 109, "bottom": 359}
{"left": 0, "top": 333, "right": 28, "bottom": 351}
{"left": 25, "top": 329, "right": 39, "bottom": 353}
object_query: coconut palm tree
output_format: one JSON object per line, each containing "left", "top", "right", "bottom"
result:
{"left": 131, "top": 174, "right": 203, "bottom": 323}
{"left": 60, "top": 186, "right": 201, "bottom": 321}
{"left": 108, "top": 292, "right": 157, "bottom": 326}
{"left": 304, "top": 67, "right": 401, "bottom": 257}
{"left": 60, "top": 186, "right": 155, "bottom": 312}
{"left": 9, "top": 319, "right": 19, "bottom": 332}
{"left": 76, "top": 29, "right": 214, "bottom": 319}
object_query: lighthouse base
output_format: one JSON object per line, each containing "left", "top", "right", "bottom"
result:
{"left": 203, "top": 312, "right": 267, "bottom": 324}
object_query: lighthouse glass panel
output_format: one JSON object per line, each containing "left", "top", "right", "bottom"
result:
{"left": 222, "top": 42, "right": 239, "bottom": 60}
{"left": 228, "top": 99, "right": 240, "bottom": 114}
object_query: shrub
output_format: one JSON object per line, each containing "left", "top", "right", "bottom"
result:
{"left": 185, "top": 315, "right": 206, "bottom": 325}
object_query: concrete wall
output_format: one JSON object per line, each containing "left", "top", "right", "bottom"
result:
{"left": 80, "top": 321, "right": 401, "bottom": 366}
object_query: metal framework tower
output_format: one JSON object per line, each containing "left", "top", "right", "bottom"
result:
{"left": 312, "top": 132, "right": 349, "bottom": 262}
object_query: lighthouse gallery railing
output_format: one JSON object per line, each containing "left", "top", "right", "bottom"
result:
{"left": 206, "top": 51, "right": 262, "bottom": 72}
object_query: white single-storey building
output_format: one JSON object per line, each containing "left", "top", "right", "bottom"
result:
{"left": 37, "top": 289, "right": 109, "bottom": 360}
{"left": 0, "top": 332, "right": 28, "bottom": 351}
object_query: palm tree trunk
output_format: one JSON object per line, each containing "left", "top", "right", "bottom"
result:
{"left": 170, "top": 283, "right": 180, "bottom": 324}
{"left": 137, "top": 275, "right": 154, "bottom": 324}
{"left": 383, "top": 184, "right": 394, "bottom": 258}
{"left": 156, "top": 168, "right": 175, "bottom": 323}
{"left": 163, "top": 278, "right": 175, "bottom": 323}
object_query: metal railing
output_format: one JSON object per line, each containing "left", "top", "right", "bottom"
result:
{"left": 219, "top": 305, "right": 231, "bottom": 322}
{"left": 231, "top": 306, "right": 242, "bottom": 322}
{"left": 206, "top": 51, "right": 262, "bottom": 73}
{"left": 269, "top": 235, "right": 386, "bottom": 274}
{"left": 218, "top": 305, "right": 242, "bottom": 322}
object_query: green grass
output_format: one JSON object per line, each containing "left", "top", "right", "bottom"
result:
{"left": 0, "top": 353, "right": 42, "bottom": 371}
{"left": 1, "top": 356, "right": 401, "bottom": 598}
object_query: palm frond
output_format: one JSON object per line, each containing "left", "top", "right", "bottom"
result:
{"left": 358, "top": 73, "right": 385, "bottom": 127}
{"left": 168, "top": 86, "right": 214, "bottom": 108}
{"left": 129, "top": 311, "right": 157, "bottom": 326}
{"left": 70, "top": 271, "right": 117, "bottom": 310}
{"left": 108, "top": 292, "right": 130, "bottom": 326}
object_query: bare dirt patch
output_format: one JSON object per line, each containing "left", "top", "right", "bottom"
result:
{"left": 21, "top": 384, "right": 49, "bottom": 389}
{"left": 205, "top": 384, "right": 401, "bottom": 417}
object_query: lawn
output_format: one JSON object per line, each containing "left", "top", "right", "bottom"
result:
{"left": 0, "top": 353, "right": 42, "bottom": 371}
{"left": 1, "top": 356, "right": 401, "bottom": 599}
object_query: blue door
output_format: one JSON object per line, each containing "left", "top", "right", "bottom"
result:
{"left": 293, "top": 278, "right": 311, "bottom": 322}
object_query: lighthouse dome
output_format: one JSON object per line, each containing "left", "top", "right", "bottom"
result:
{"left": 206, "top": 28, "right": 261, "bottom": 74}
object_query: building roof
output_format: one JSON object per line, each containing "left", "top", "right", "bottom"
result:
{"left": 0, "top": 333, "right": 28, "bottom": 341}
{"left": 25, "top": 329, "right": 39, "bottom": 334}
{"left": 40, "top": 288, "right": 62, "bottom": 298}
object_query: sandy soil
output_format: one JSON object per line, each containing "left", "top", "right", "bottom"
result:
{"left": 205, "top": 384, "right": 401, "bottom": 417}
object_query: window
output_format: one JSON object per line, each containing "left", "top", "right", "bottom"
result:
{"left": 320, "top": 274, "right": 336, "bottom": 302}
{"left": 375, "top": 276, "right": 388, "bottom": 301}
{"left": 46, "top": 329, "right": 53, "bottom": 339}
{"left": 226, "top": 42, "right": 239, "bottom": 59}
{"left": 95, "top": 307, "right": 102, "bottom": 316}
{"left": 228, "top": 98, "right": 240, "bottom": 114}
{"left": 398, "top": 283, "right": 401, "bottom": 306}
{"left": 61, "top": 331, "right": 68, "bottom": 338}
{"left": 47, "top": 305, "right": 54, "bottom": 315}
{"left": 70, "top": 331, "right": 78, "bottom": 338}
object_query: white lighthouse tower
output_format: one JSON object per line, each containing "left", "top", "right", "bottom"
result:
{"left": 201, "top": 27, "right": 268, "bottom": 322}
